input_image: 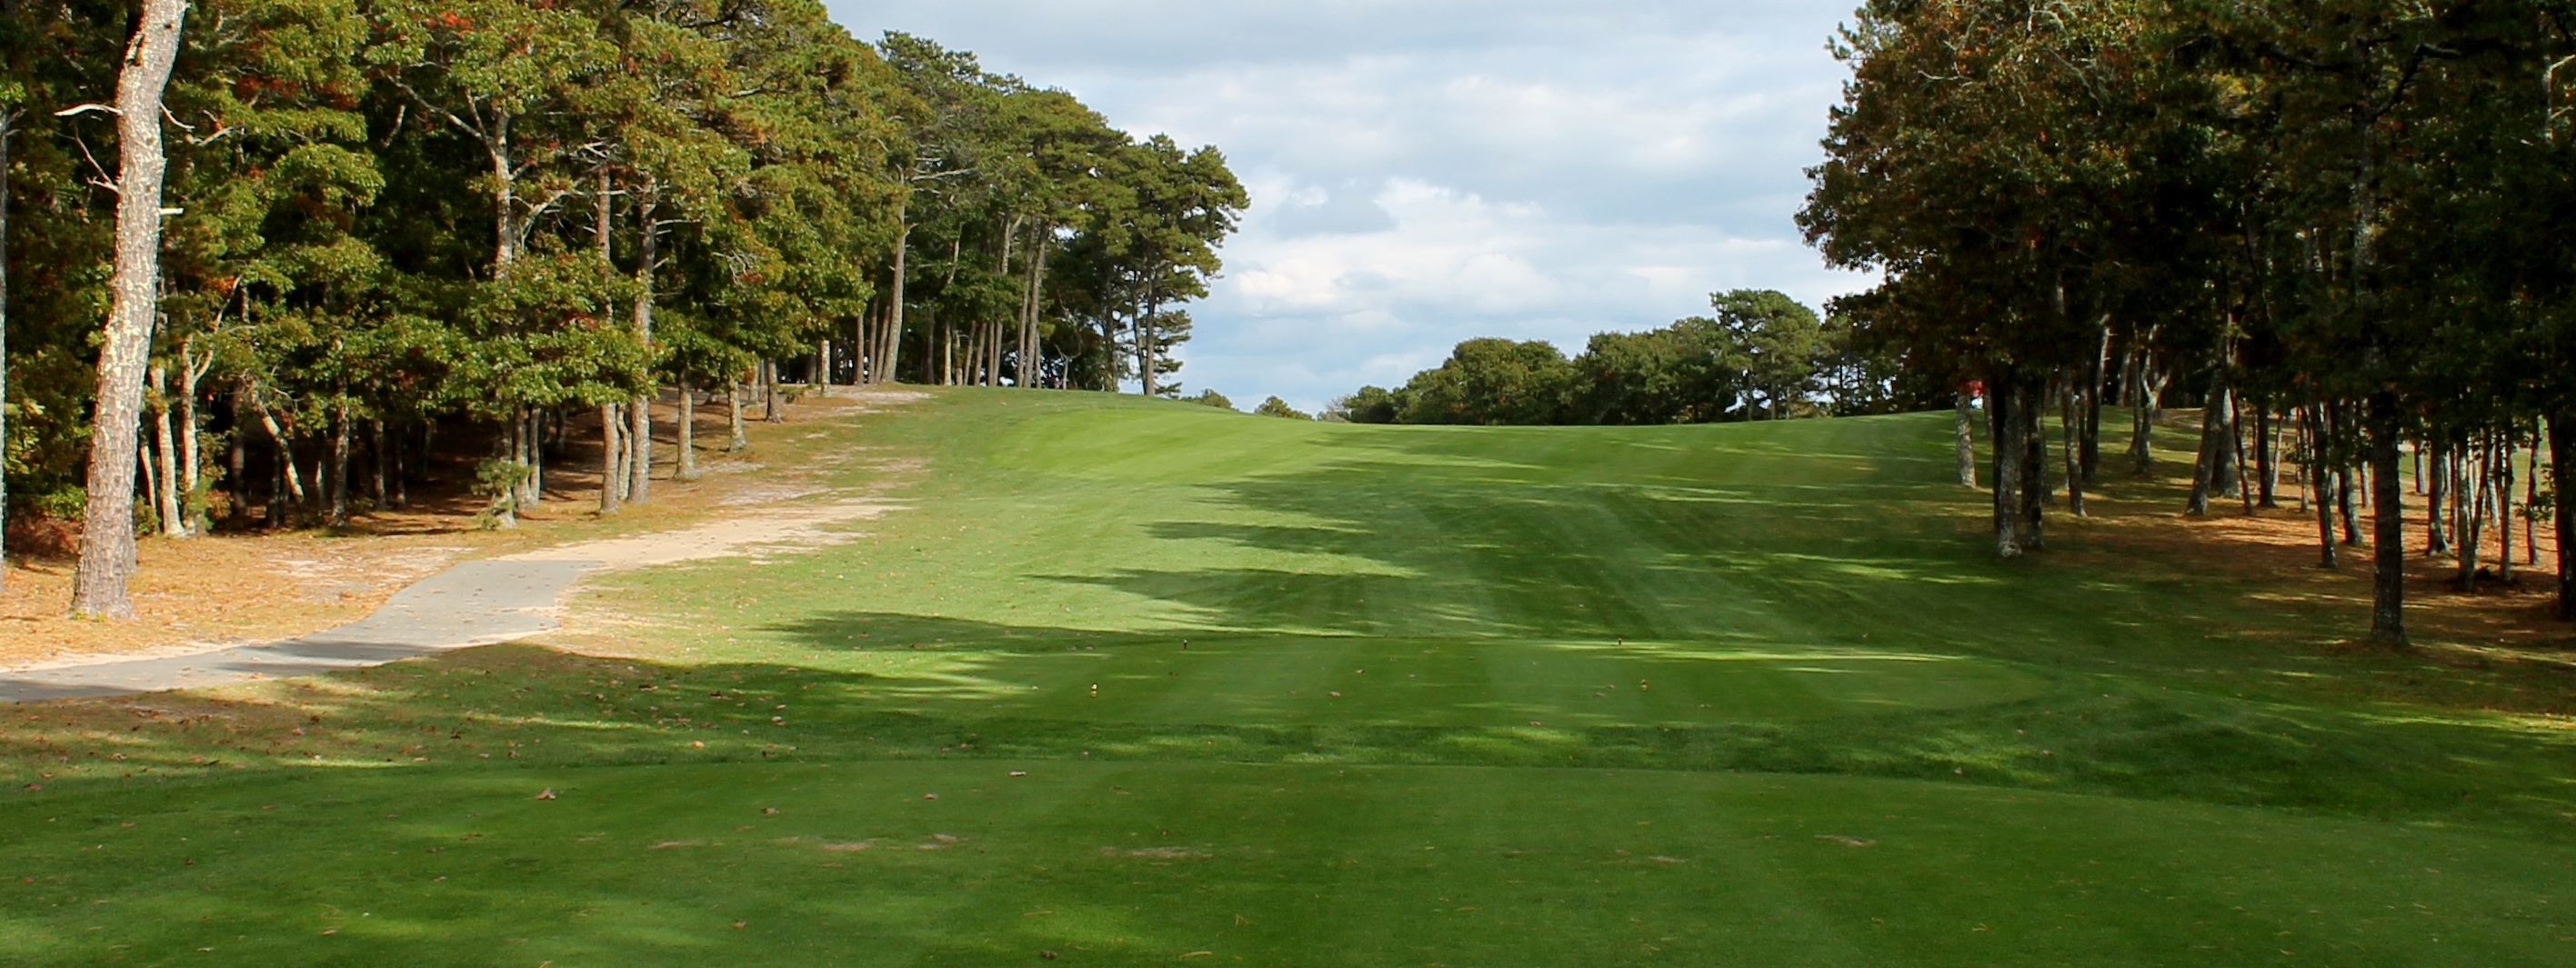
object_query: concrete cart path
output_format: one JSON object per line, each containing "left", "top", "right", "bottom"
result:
{"left": 0, "top": 559, "right": 604, "bottom": 703}
{"left": 0, "top": 493, "right": 903, "bottom": 704}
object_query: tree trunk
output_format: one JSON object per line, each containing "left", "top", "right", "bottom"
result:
{"left": 2255, "top": 405, "right": 2278, "bottom": 508}
{"left": 327, "top": 401, "right": 351, "bottom": 526}
{"left": 2428, "top": 445, "right": 2451, "bottom": 554}
{"left": 1953, "top": 391, "right": 1977, "bottom": 487}
{"left": 627, "top": 393, "right": 650, "bottom": 503}
{"left": 880, "top": 215, "right": 909, "bottom": 384}
{"left": 629, "top": 190, "right": 657, "bottom": 505}
{"left": 2525, "top": 435, "right": 2541, "bottom": 566}
{"left": 2366, "top": 393, "right": 2408, "bottom": 647}
{"left": 2555, "top": 415, "right": 2574, "bottom": 619}
{"left": 148, "top": 365, "right": 182, "bottom": 537}
{"left": 179, "top": 342, "right": 206, "bottom": 523}
{"left": 676, "top": 374, "right": 697, "bottom": 481}
{"left": 2187, "top": 376, "right": 2229, "bottom": 516}
{"left": 2306, "top": 406, "right": 2337, "bottom": 568}
{"left": 2081, "top": 324, "right": 2106, "bottom": 484}
{"left": 0, "top": 115, "right": 14, "bottom": 584}
{"left": 1018, "top": 226, "right": 1048, "bottom": 388}
{"left": 2495, "top": 438, "right": 2513, "bottom": 583}
{"left": 2127, "top": 348, "right": 2154, "bottom": 475}
{"left": 2060, "top": 376, "right": 2084, "bottom": 517}
{"left": 729, "top": 377, "right": 748, "bottom": 451}
{"left": 226, "top": 389, "right": 249, "bottom": 524}
{"left": 2020, "top": 379, "right": 2046, "bottom": 548}
{"left": 370, "top": 420, "right": 388, "bottom": 513}
{"left": 598, "top": 403, "right": 623, "bottom": 514}
{"left": 2457, "top": 439, "right": 2483, "bottom": 590}
{"left": 250, "top": 390, "right": 305, "bottom": 505}
{"left": 1990, "top": 375, "right": 2025, "bottom": 556}
{"left": 70, "top": 0, "right": 190, "bottom": 617}
{"left": 519, "top": 410, "right": 544, "bottom": 506}
{"left": 762, "top": 359, "right": 783, "bottom": 423}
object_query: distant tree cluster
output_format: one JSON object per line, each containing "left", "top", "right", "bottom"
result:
{"left": 1798, "top": 0, "right": 2576, "bottom": 644}
{"left": 0, "top": 0, "right": 1244, "bottom": 615}
{"left": 1328, "top": 289, "right": 1940, "bottom": 425}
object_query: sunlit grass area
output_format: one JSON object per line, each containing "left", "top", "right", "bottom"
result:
{"left": 5, "top": 388, "right": 2575, "bottom": 965}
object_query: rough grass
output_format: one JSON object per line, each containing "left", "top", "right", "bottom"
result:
{"left": 4, "top": 387, "right": 2575, "bottom": 965}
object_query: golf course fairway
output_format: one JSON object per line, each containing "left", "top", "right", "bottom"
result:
{"left": 5, "top": 388, "right": 2574, "bottom": 965}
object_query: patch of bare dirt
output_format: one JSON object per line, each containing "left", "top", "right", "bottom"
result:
{"left": 2062, "top": 412, "right": 2573, "bottom": 674}
{"left": 0, "top": 386, "right": 924, "bottom": 669}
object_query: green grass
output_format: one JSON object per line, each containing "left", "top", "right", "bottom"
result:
{"left": 5, "top": 388, "right": 2576, "bottom": 965}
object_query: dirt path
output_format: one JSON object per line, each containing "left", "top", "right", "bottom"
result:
{"left": 0, "top": 390, "right": 919, "bottom": 702}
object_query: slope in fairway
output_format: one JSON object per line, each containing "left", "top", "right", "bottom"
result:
{"left": 5, "top": 388, "right": 2574, "bottom": 966}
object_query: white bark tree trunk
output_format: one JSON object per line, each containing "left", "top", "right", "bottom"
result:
{"left": 71, "top": 0, "right": 190, "bottom": 617}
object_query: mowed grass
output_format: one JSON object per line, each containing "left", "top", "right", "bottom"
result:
{"left": 5, "top": 388, "right": 2576, "bottom": 965}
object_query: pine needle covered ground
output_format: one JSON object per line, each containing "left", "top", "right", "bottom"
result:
{"left": 4, "top": 389, "right": 2574, "bottom": 965}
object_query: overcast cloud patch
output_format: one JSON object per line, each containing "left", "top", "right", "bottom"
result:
{"left": 825, "top": 0, "right": 1875, "bottom": 411}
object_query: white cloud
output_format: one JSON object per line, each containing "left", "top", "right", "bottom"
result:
{"left": 823, "top": 1, "right": 1878, "bottom": 411}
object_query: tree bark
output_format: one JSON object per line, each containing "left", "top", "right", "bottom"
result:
{"left": 149, "top": 366, "right": 181, "bottom": 536}
{"left": 2457, "top": 439, "right": 2484, "bottom": 590}
{"left": 2020, "top": 378, "right": 2046, "bottom": 548}
{"left": 1990, "top": 375, "right": 2024, "bottom": 556}
{"left": 2254, "top": 404, "right": 2278, "bottom": 508}
{"left": 2427, "top": 444, "right": 2451, "bottom": 554}
{"left": 2306, "top": 405, "right": 2337, "bottom": 568}
{"left": 762, "top": 359, "right": 782, "bottom": 423}
{"left": 728, "top": 377, "right": 748, "bottom": 451}
{"left": 71, "top": 0, "right": 190, "bottom": 617}
{"left": 675, "top": 374, "right": 697, "bottom": 481}
{"left": 327, "top": 401, "right": 351, "bottom": 527}
{"left": 2187, "top": 376, "right": 2228, "bottom": 516}
{"left": 2081, "top": 324, "right": 2107, "bottom": 484}
{"left": 598, "top": 403, "right": 622, "bottom": 515}
{"left": 1018, "top": 226, "right": 1048, "bottom": 388}
{"left": 179, "top": 340, "right": 206, "bottom": 519}
{"left": 629, "top": 188, "right": 657, "bottom": 505}
{"left": 0, "top": 114, "right": 14, "bottom": 584}
{"left": 2367, "top": 393, "right": 2408, "bottom": 647}
{"left": 880, "top": 215, "right": 909, "bottom": 384}
{"left": 2060, "top": 376, "right": 2084, "bottom": 517}
{"left": 370, "top": 420, "right": 388, "bottom": 513}
{"left": 2127, "top": 347, "right": 2155, "bottom": 475}
{"left": 2554, "top": 415, "right": 2574, "bottom": 619}
{"left": 1953, "top": 391, "right": 1977, "bottom": 488}
{"left": 226, "top": 388, "right": 249, "bottom": 524}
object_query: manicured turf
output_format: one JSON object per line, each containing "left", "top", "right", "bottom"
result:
{"left": 5, "top": 388, "right": 2576, "bottom": 965}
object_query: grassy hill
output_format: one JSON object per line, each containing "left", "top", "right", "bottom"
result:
{"left": 5, "top": 388, "right": 2573, "bottom": 965}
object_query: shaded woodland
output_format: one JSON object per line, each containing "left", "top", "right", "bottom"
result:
{"left": 0, "top": 0, "right": 1244, "bottom": 615}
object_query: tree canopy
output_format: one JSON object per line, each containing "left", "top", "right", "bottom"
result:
{"left": 0, "top": 0, "right": 1243, "bottom": 612}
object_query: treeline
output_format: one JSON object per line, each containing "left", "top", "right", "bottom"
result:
{"left": 1798, "top": 0, "right": 2576, "bottom": 644}
{"left": 0, "top": 0, "right": 1244, "bottom": 615}
{"left": 1329, "top": 288, "right": 1942, "bottom": 425}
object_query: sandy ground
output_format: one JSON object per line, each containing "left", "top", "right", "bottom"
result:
{"left": 0, "top": 387, "right": 926, "bottom": 670}
{"left": 2060, "top": 413, "right": 2576, "bottom": 674}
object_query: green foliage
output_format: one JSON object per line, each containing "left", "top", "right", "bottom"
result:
{"left": 0, "top": 0, "right": 1242, "bottom": 526}
{"left": 1344, "top": 290, "right": 1909, "bottom": 427}
{"left": 1187, "top": 388, "right": 1235, "bottom": 411}
{"left": 1251, "top": 394, "right": 1308, "bottom": 420}
{"left": 1328, "top": 385, "right": 1402, "bottom": 424}
{"left": 1395, "top": 338, "right": 1577, "bottom": 425}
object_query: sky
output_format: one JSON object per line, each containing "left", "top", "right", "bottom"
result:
{"left": 821, "top": 1, "right": 1878, "bottom": 412}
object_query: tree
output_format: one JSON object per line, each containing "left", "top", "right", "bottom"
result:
{"left": 1252, "top": 395, "right": 1308, "bottom": 420}
{"left": 67, "top": 0, "right": 189, "bottom": 618}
